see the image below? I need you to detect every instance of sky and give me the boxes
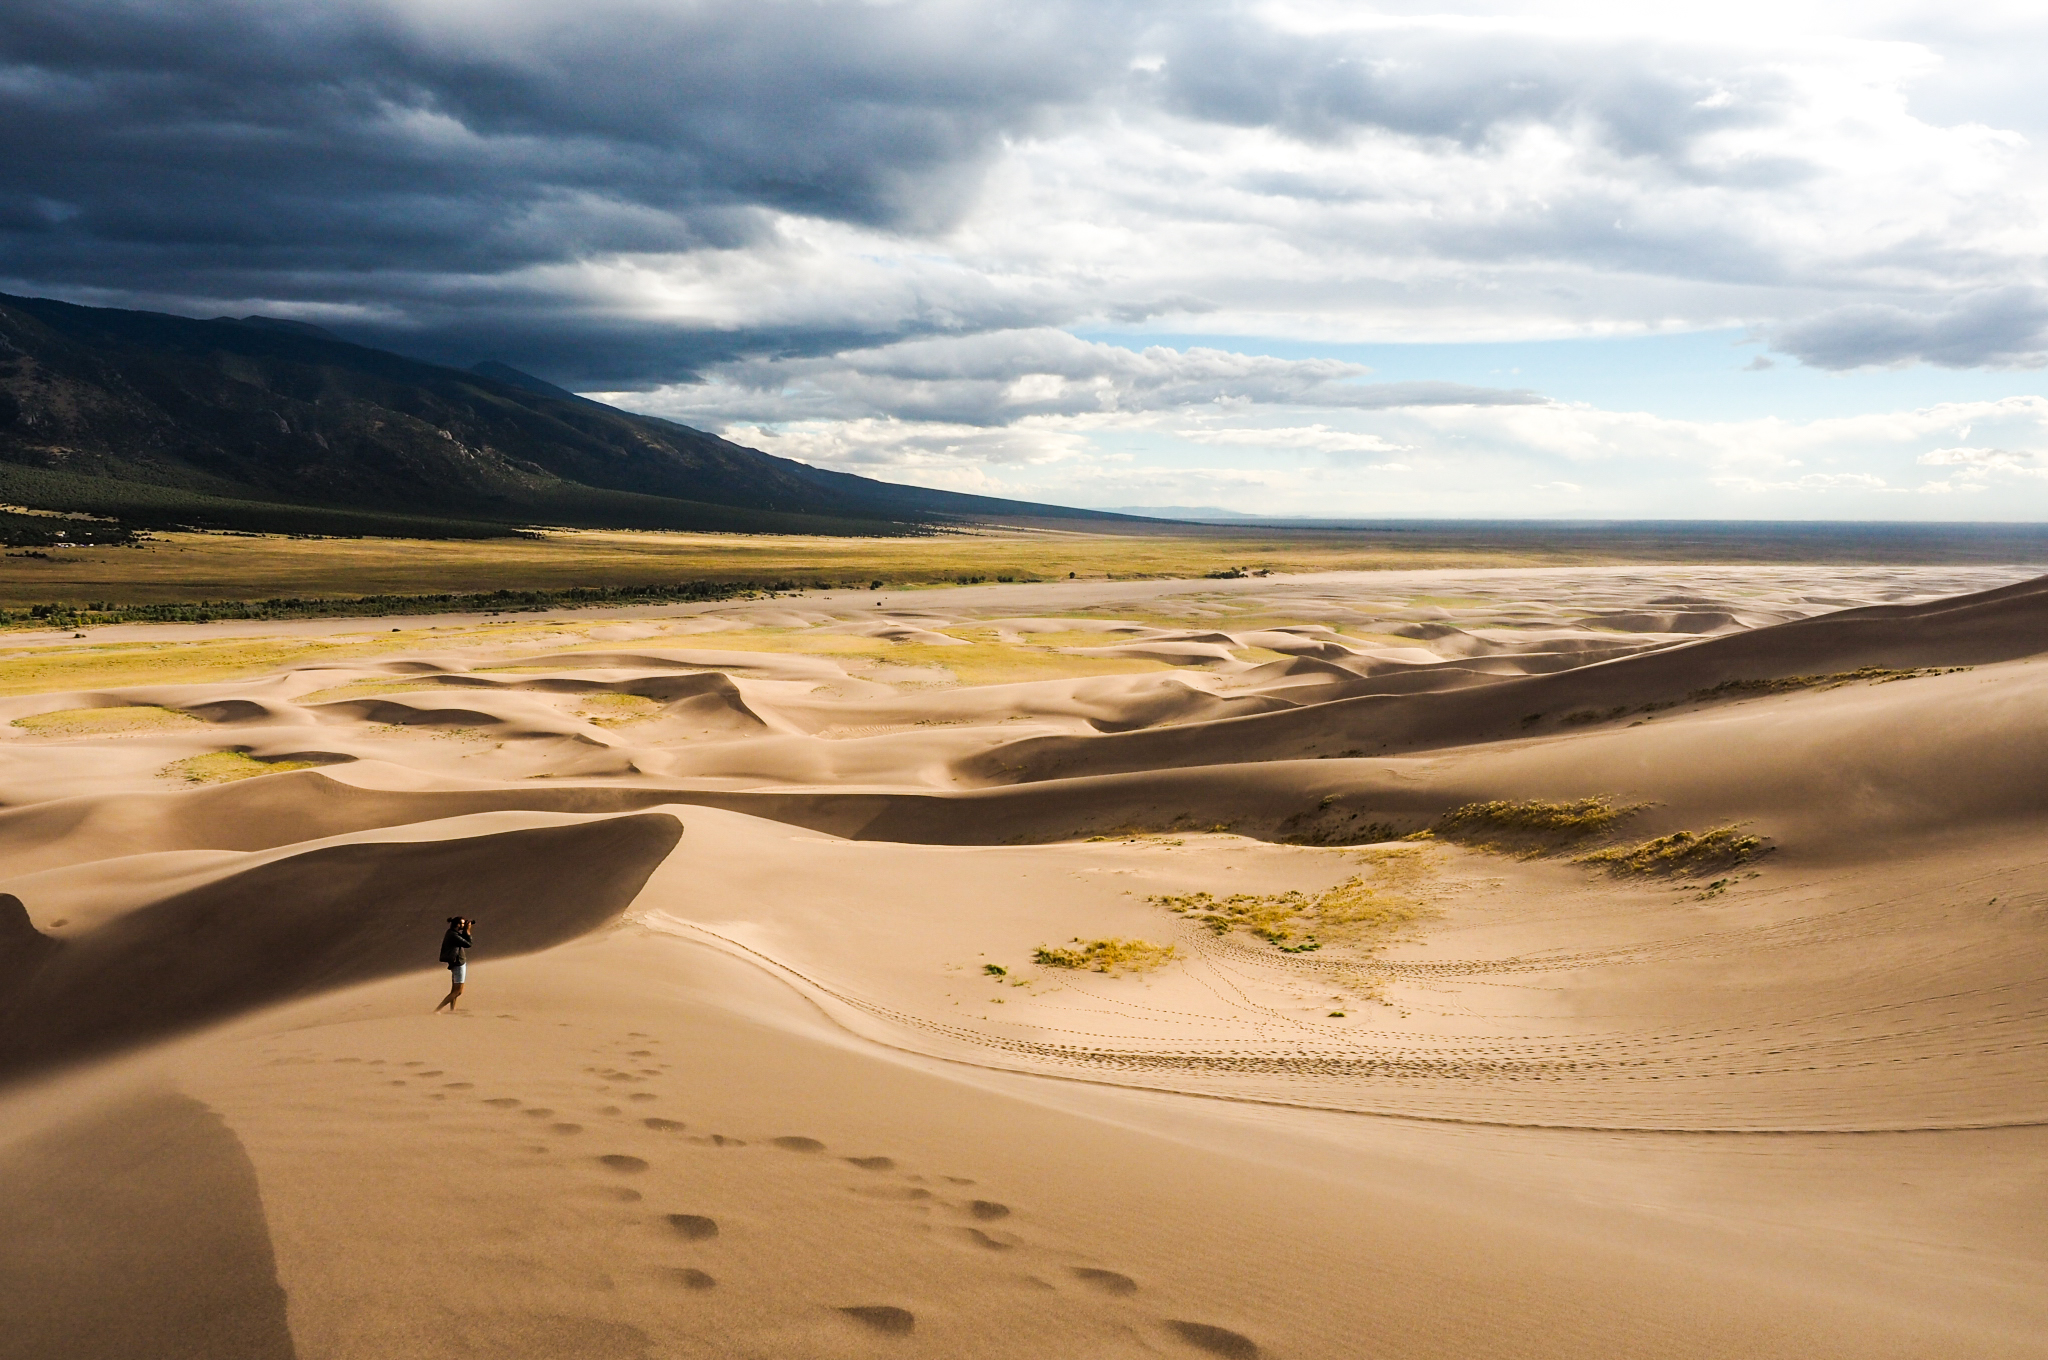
[6,0,2048,518]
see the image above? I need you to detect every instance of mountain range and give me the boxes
[0,293,1127,540]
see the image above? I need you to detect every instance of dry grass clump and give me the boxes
[1691,666,1963,700]
[1032,938,1178,974]
[159,750,322,784]
[1152,850,1438,954]
[1278,794,1403,846]
[11,704,200,735]
[1421,796,1640,854]
[579,692,664,726]
[1577,826,1768,877]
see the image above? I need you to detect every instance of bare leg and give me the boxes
[435,981,464,1012]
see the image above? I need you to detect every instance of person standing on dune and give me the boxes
[435,916,474,1012]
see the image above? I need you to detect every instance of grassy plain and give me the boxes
[9,517,2044,615]
[0,525,1583,609]
[0,614,1172,697]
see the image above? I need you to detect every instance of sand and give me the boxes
[1,561,2045,1358]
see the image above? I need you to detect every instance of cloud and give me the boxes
[1711,471,1895,493]
[1179,425,1410,453]
[605,329,1542,425]
[0,0,2042,391]
[1771,288,2048,370]
[689,391,2048,518]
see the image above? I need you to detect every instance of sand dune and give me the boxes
[2,562,2045,1358]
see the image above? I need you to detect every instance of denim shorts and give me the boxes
[449,963,467,983]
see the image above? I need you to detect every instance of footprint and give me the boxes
[855,1185,932,1202]
[444,1082,474,1090]
[666,1214,718,1240]
[628,1094,658,1103]
[840,1306,915,1336]
[598,1155,649,1173]
[845,1156,895,1171]
[626,1050,654,1057]
[943,1176,975,1186]
[579,1186,643,1202]
[552,1123,584,1135]
[968,1200,1010,1221]
[670,1268,715,1290]
[772,1136,825,1153]
[1071,1268,1137,1296]
[598,1106,622,1116]
[418,1070,443,1076]
[483,1098,521,1108]
[523,1109,556,1118]
[701,1135,745,1147]
[1165,1321,1259,1358]
[957,1228,1011,1251]
[389,1080,408,1086]
[643,1118,685,1132]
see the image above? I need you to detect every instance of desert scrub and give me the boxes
[1032,938,1177,974]
[1152,851,1438,954]
[11,705,199,736]
[579,692,664,726]
[160,750,323,784]
[1420,797,1639,854]
[1577,826,1768,877]
[1689,666,1964,700]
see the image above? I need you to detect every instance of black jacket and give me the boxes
[439,927,472,966]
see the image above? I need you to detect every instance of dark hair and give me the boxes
[446,916,464,924]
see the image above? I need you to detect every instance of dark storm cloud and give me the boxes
[0,0,1130,282]
[1772,288,2048,370]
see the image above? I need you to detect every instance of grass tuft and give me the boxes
[1688,666,1962,700]
[11,705,200,735]
[1032,938,1178,974]
[1151,850,1438,954]
[159,750,323,784]
[1576,826,1769,877]
[579,692,664,726]
[1421,797,1640,854]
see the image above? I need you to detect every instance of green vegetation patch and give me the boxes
[1151,849,1438,954]
[159,750,324,784]
[1577,826,1768,877]
[1032,938,1178,974]
[11,705,201,735]
[1421,796,1640,854]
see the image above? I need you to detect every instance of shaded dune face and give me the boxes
[0,813,683,1082]
[0,1092,295,1360]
